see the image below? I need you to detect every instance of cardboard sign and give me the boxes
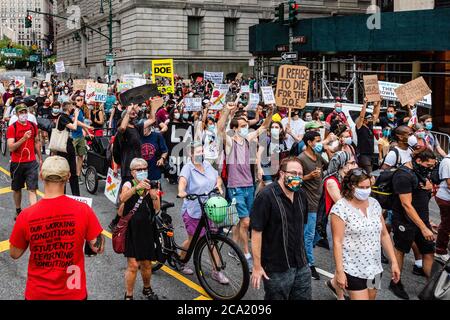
[235,73,243,81]
[378,81,432,107]
[204,71,224,84]
[152,59,175,94]
[55,61,65,73]
[241,85,250,93]
[248,93,260,110]
[261,86,276,105]
[275,65,310,109]
[183,98,203,112]
[45,73,52,83]
[67,195,93,208]
[363,75,381,102]
[73,79,89,92]
[104,168,121,204]
[394,77,432,106]
[85,82,108,103]
[14,76,25,91]
[210,84,229,110]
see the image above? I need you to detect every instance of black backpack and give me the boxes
[430,157,450,185]
[371,148,401,210]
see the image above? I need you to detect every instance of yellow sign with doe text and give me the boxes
[152,59,175,95]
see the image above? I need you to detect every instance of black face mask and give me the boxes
[413,161,431,177]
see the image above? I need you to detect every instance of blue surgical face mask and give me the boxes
[238,126,249,138]
[335,107,342,113]
[313,142,323,153]
[52,108,60,114]
[387,112,395,119]
[425,122,433,131]
[417,131,426,139]
[183,113,190,120]
[136,170,147,182]
[343,137,352,145]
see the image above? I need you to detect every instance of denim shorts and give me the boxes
[228,186,255,219]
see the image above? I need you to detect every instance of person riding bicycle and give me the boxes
[119,158,161,300]
[177,141,227,283]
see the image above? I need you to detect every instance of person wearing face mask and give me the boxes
[281,109,305,149]
[104,87,117,118]
[90,102,105,137]
[326,102,349,126]
[389,149,437,300]
[177,142,224,278]
[199,117,219,170]
[355,98,381,174]
[331,125,356,160]
[419,114,447,157]
[250,157,311,300]
[108,102,124,135]
[217,102,274,271]
[257,121,289,188]
[381,126,415,170]
[303,112,313,123]
[119,158,161,300]
[298,130,328,280]
[330,168,400,300]
[140,119,168,183]
[26,81,40,97]
[378,127,391,165]
[6,103,42,220]
[58,87,71,103]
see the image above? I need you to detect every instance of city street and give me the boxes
[0,150,438,300]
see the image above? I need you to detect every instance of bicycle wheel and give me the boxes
[193,233,249,300]
[151,232,169,272]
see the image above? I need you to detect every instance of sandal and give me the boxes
[142,287,159,300]
[124,293,133,300]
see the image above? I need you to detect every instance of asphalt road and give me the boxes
[0,69,441,300]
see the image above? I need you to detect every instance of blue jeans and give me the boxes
[303,212,317,266]
[228,186,255,219]
[263,266,312,300]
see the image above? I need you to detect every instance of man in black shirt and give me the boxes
[355,97,380,174]
[390,149,437,300]
[379,104,411,130]
[251,157,311,300]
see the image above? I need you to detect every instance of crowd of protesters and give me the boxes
[0,72,448,301]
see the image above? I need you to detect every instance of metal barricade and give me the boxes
[431,131,450,154]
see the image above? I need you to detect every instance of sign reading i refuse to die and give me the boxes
[275,65,310,109]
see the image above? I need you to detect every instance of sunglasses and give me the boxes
[349,168,369,177]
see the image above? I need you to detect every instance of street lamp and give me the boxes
[99,0,113,83]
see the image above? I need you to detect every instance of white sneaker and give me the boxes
[435,253,450,263]
[212,270,229,285]
[180,264,194,275]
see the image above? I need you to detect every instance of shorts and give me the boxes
[182,211,217,237]
[72,137,87,156]
[228,186,254,219]
[345,272,382,291]
[10,161,39,191]
[392,214,435,255]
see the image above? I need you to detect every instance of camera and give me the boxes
[150,180,160,189]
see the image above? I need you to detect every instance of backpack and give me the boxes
[430,157,450,185]
[371,148,401,210]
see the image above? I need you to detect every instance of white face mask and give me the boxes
[174,113,180,120]
[271,128,280,139]
[19,113,28,123]
[354,187,371,201]
[408,135,418,147]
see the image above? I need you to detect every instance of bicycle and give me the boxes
[153,190,250,300]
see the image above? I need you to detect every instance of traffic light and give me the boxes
[274,3,284,24]
[288,0,300,25]
[25,15,32,28]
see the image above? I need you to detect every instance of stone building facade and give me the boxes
[55,0,371,79]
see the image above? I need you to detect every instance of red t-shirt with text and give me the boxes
[6,121,38,163]
[9,195,103,300]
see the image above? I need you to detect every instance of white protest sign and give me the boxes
[204,71,224,84]
[45,73,52,83]
[122,74,146,88]
[210,84,229,110]
[378,81,432,108]
[104,168,121,204]
[408,108,418,127]
[248,93,260,110]
[241,85,250,93]
[55,61,65,73]
[261,86,276,105]
[67,195,93,208]
[14,76,25,91]
[85,81,108,103]
[0,83,5,94]
[183,97,203,112]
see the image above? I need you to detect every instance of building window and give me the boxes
[188,16,201,50]
[224,18,237,51]
[376,0,394,12]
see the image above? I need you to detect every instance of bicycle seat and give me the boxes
[160,201,175,211]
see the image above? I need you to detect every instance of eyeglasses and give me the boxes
[283,170,303,176]
[132,168,147,172]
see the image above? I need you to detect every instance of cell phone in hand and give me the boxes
[150,180,159,189]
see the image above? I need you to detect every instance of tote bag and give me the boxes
[48,116,69,153]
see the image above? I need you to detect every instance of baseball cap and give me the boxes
[305,122,323,130]
[15,102,27,113]
[41,156,70,182]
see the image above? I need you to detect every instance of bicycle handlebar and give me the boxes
[177,188,220,200]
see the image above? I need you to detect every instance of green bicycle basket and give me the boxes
[204,196,229,224]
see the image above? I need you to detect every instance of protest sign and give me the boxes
[261,86,276,105]
[73,79,89,92]
[104,168,121,204]
[183,98,203,112]
[55,61,65,73]
[45,73,51,83]
[408,107,418,127]
[0,82,5,94]
[394,77,432,107]
[204,71,224,84]
[117,81,133,93]
[236,73,243,81]
[241,85,250,93]
[363,75,381,102]
[275,65,310,109]
[14,76,25,91]
[67,195,93,208]
[248,93,260,110]
[152,59,175,94]
[210,84,229,110]
[85,81,108,103]
[378,81,431,107]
